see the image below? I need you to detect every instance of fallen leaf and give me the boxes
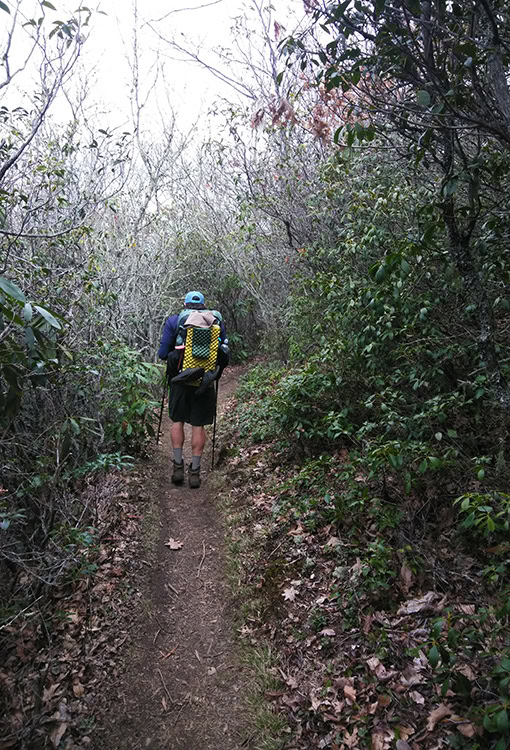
[319,628,336,637]
[42,683,60,703]
[50,722,67,748]
[325,536,340,548]
[278,669,298,690]
[343,727,358,748]
[343,683,356,703]
[398,726,414,740]
[164,538,183,550]
[363,614,373,634]
[396,742,412,750]
[282,587,297,601]
[371,725,393,749]
[409,690,425,705]
[456,664,476,681]
[72,681,84,698]
[400,564,414,593]
[397,591,441,616]
[457,722,478,738]
[457,604,475,615]
[366,656,397,682]
[427,703,453,731]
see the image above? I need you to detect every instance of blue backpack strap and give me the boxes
[176,309,191,347]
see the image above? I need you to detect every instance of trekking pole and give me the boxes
[211,378,219,470]
[156,366,168,445]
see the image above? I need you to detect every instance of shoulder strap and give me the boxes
[176,309,191,347]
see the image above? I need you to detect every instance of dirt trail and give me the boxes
[99,369,251,749]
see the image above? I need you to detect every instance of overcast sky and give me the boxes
[32,0,304,134]
[1,0,305,142]
[82,0,243,130]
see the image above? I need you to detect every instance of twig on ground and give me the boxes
[154,616,173,634]
[153,628,161,645]
[173,694,191,727]
[197,540,206,577]
[157,668,174,706]
[159,646,177,660]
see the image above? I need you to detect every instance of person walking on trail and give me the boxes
[158,291,229,489]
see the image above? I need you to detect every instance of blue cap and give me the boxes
[184,291,205,305]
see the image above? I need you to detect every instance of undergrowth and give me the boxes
[218,363,510,750]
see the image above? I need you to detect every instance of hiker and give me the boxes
[158,291,229,489]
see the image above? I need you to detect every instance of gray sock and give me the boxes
[191,455,201,470]
[174,448,183,464]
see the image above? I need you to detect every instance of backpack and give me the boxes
[171,308,222,387]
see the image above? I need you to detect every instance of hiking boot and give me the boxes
[171,460,184,485]
[188,465,201,489]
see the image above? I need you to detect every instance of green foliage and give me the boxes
[236,363,287,442]
[455,493,510,539]
[95,342,161,447]
[418,609,510,748]
[70,452,135,477]
[0,275,65,425]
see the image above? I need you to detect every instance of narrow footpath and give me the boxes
[99,369,251,750]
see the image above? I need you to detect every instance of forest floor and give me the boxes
[95,366,254,749]
[3,365,506,750]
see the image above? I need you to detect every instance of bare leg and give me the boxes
[191,426,206,456]
[171,421,185,451]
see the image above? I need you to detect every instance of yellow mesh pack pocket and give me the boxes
[182,325,220,385]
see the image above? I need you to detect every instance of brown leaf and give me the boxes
[456,664,476,681]
[397,591,441,616]
[426,703,453,731]
[366,656,397,682]
[457,722,478,738]
[50,722,67,748]
[42,683,61,704]
[282,586,297,602]
[343,683,356,703]
[164,538,183,550]
[72,681,84,697]
[398,726,414,741]
[363,614,374,634]
[378,694,391,708]
[409,690,425,705]
[343,727,358,748]
[372,725,393,749]
[325,536,340,548]
[400,564,414,593]
[457,604,475,615]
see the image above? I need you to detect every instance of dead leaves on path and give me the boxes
[221,440,494,750]
[164,537,183,550]
[0,472,150,748]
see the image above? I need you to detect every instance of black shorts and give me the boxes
[168,383,216,426]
